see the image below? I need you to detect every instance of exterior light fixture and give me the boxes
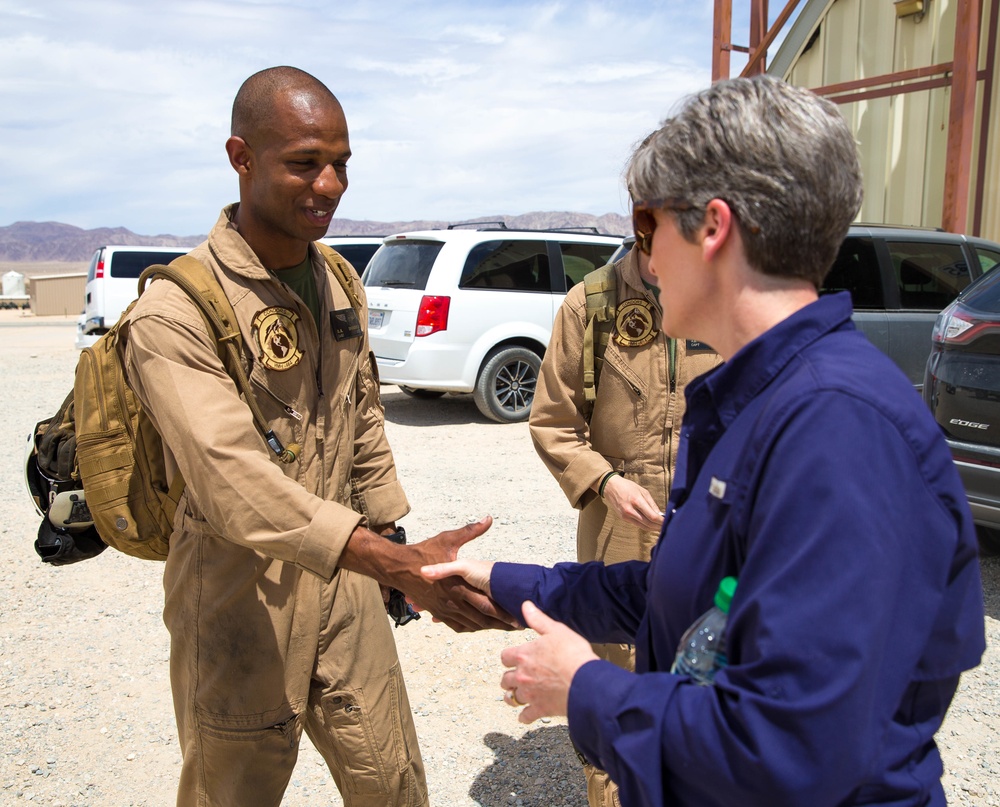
[895,0,925,17]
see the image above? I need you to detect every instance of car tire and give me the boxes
[473,346,541,423]
[398,386,446,399]
[976,525,1000,556]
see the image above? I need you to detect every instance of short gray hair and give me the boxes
[627,75,863,287]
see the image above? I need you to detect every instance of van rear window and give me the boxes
[364,241,443,290]
[110,252,186,278]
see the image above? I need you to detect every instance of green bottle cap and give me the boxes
[714,576,738,613]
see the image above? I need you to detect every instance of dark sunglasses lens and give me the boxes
[633,209,655,254]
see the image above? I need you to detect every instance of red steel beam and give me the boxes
[973,0,998,235]
[942,0,981,233]
[741,0,802,77]
[713,0,733,81]
[747,0,769,76]
[826,76,953,105]
[812,63,954,97]
[823,69,988,105]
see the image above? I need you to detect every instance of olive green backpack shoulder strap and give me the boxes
[137,256,297,464]
[315,241,365,317]
[581,262,617,422]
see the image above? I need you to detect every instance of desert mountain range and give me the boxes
[0,212,631,263]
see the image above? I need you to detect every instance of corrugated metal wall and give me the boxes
[781,0,998,241]
[28,274,86,317]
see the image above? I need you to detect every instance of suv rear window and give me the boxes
[957,263,1000,312]
[460,240,551,292]
[109,251,186,278]
[364,241,443,290]
[975,246,1000,275]
[889,241,971,310]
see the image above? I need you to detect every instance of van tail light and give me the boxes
[95,258,105,279]
[415,295,450,337]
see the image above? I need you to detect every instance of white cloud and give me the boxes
[0,0,719,235]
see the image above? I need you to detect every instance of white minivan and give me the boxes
[363,225,622,422]
[80,245,190,344]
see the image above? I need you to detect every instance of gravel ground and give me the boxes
[1,310,997,806]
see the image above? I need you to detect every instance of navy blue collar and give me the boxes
[686,292,855,431]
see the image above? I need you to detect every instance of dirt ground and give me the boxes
[1,310,997,806]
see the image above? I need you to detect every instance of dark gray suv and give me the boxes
[924,261,1000,554]
[820,225,1000,389]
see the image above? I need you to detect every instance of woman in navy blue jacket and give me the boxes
[424,75,985,807]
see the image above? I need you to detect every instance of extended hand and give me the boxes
[421,557,495,598]
[499,601,598,723]
[602,475,664,531]
[399,517,518,632]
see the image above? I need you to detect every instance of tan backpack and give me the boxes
[581,262,618,422]
[29,245,362,563]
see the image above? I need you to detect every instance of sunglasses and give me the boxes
[631,198,701,255]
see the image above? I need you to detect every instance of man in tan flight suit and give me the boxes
[529,239,721,807]
[120,66,510,807]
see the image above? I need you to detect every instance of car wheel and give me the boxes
[976,525,1000,556]
[398,386,446,399]
[473,346,541,423]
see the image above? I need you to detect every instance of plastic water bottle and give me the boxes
[671,576,738,685]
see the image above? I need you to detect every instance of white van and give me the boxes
[364,225,622,422]
[81,246,190,341]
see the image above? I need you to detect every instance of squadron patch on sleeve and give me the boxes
[251,307,303,371]
[613,298,658,348]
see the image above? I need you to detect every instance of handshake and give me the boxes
[345,515,516,633]
[350,515,595,727]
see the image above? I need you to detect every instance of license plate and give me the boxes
[368,310,385,329]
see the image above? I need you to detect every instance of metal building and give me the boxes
[28,273,86,317]
[713,0,998,241]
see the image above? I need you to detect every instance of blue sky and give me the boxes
[1,1,749,236]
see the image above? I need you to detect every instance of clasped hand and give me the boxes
[394,516,518,632]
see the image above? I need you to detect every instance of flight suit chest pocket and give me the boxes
[603,349,648,400]
[249,364,305,467]
[591,351,649,459]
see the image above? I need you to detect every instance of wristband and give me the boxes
[599,471,620,497]
[381,527,421,628]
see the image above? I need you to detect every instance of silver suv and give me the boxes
[363,223,622,422]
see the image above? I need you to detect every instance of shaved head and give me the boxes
[231,66,341,145]
[225,66,350,269]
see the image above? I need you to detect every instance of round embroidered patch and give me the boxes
[614,299,658,347]
[251,307,303,371]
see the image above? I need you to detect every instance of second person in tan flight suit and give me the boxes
[529,232,721,807]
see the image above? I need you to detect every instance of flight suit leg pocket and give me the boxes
[320,688,389,795]
[192,712,302,805]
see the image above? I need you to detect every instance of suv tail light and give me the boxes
[94,257,105,279]
[415,295,450,337]
[933,304,1000,346]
